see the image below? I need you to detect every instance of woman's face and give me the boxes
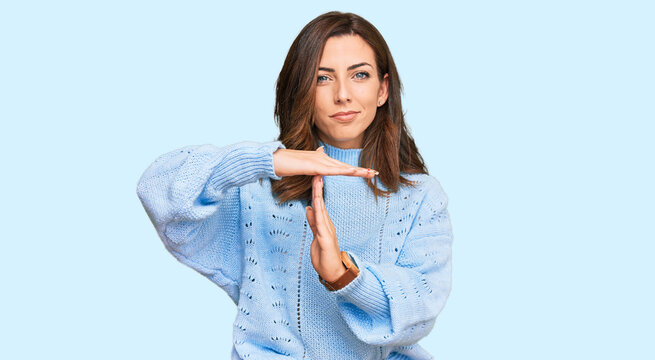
[313,34,389,149]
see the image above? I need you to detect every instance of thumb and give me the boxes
[316,145,325,154]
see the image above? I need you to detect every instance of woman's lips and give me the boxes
[330,111,360,122]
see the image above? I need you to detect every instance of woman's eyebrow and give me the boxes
[318,62,373,72]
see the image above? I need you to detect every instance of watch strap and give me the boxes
[318,251,360,291]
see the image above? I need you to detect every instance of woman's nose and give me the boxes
[334,79,352,103]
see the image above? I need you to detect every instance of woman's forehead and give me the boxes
[319,35,376,69]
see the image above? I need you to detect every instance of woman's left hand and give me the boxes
[306,175,346,283]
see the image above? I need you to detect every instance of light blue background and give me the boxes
[1,1,653,359]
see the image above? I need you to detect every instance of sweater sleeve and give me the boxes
[136,141,285,302]
[332,179,453,346]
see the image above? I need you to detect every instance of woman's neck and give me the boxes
[318,140,362,167]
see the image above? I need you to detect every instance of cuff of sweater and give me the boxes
[332,253,389,319]
[210,141,285,188]
[259,140,286,180]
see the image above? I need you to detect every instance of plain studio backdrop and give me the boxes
[1,1,653,359]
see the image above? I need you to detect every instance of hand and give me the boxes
[273,146,378,178]
[305,174,346,282]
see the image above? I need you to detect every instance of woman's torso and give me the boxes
[229,172,435,360]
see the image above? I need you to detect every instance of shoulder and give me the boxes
[397,174,452,240]
[401,173,449,212]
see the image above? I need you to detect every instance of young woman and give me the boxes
[137,11,453,360]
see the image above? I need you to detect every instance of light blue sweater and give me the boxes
[136,141,453,360]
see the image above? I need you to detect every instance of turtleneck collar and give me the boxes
[318,140,362,167]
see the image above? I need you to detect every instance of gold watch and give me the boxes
[318,251,360,291]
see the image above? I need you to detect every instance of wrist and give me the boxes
[318,251,360,291]
[321,262,348,283]
[272,148,284,177]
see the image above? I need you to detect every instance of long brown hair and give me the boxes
[272,11,427,203]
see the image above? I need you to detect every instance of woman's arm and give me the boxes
[331,178,453,346]
[136,142,376,301]
[136,141,284,301]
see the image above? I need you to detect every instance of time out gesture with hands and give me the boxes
[273,146,372,283]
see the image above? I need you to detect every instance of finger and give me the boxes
[311,175,326,223]
[321,164,377,178]
[313,176,332,230]
[311,174,322,204]
[316,146,325,154]
[317,152,377,178]
[318,180,332,226]
[322,157,376,176]
[339,166,377,178]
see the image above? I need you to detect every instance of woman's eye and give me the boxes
[354,71,370,79]
[317,75,329,83]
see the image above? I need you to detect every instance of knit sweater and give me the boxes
[136,141,453,360]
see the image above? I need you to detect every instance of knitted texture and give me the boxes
[136,141,453,360]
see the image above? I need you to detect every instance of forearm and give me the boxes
[332,251,452,346]
[136,141,284,243]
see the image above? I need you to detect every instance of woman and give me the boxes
[137,11,453,360]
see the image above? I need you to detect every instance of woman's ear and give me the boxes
[378,73,389,106]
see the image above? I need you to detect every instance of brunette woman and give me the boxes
[137,11,453,360]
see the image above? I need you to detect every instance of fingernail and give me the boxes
[369,169,379,175]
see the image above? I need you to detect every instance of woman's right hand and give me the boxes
[273,146,377,178]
